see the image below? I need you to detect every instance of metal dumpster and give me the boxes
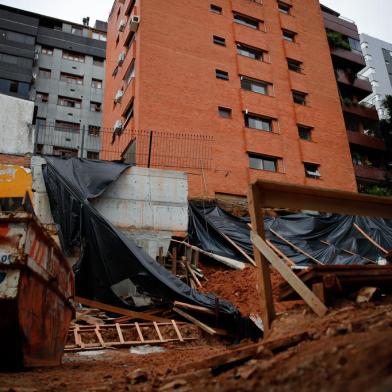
[0,209,74,368]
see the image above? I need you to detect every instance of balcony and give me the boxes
[322,11,360,40]
[336,70,372,94]
[342,103,379,120]
[330,46,366,67]
[354,164,387,182]
[347,130,386,151]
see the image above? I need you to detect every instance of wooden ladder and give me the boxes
[66,320,195,352]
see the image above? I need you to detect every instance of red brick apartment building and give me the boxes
[103,0,357,198]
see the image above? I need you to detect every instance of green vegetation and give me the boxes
[327,31,351,50]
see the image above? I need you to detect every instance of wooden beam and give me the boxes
[269,228,323,265]
[266,240,295,267]
[251,232,328,317]
[252,180,392,218]
[353,223,389,255]
[320,240,377,264]
[248,183,276,332]
[74,296,171,323]
[173,301,215,316]
[173,307,218,335]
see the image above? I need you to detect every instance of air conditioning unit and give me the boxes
[118,19,126,32]
[114,120,123,133]
[114,90,124,103]
[129,15,140,32]
[33,52,39,63]
[31,73,37,84]
[118,51,126,65]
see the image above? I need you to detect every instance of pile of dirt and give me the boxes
[199,261,302,315]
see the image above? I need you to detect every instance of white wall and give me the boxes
[0,94,35,155]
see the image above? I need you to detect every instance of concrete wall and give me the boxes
[360,34,392,119]
[0,93,35,156]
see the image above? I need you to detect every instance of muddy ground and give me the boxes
[1,263,392,392]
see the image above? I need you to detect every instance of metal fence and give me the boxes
[34,125,213,170]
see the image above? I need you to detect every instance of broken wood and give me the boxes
[171,247,178,276]
[320,240,377,264]
[173,307,221,335]
[266,240,296,267]
[75,296,171,323]
[171,239,246,270]
[218,230,257,267]
[353,223,389,255]
[173,301,215,316]
[186,262,203,288]
[251,232,328,317]
[312,282,325,304]
[269,228,323,265]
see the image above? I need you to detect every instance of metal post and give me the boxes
[80,125,86,158]
[147,130,153,168]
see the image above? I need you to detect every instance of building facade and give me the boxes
[0,5,107,158]
[321,6,390,193]
[103,0,357,198]
[359,34,392,120]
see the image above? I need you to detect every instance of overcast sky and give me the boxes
[1,0,391,43]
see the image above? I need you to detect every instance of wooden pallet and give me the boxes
[65,320,197,352]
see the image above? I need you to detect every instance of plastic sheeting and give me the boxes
[189,202,392,266]
[42,158,260,339]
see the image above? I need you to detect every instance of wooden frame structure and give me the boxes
[248,180,392,333]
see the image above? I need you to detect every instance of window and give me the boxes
[241,76,271,95]
[0,78,29,96]
[298,125,313,141]
[55,120,80,132]
[60,72,83,85]
[91,79,103,89]
[90,102,102,112]
[348,37,361,53]
[63,50,85,63]
[39,68,51,78]
[304,163,321,179]
[218,106,232,118]
[87,151,99,159]
[249,153,278,172]
[36,118,46,128]
[53,146,78,157]
[36,92,49,103]
[9,80,18,93]
[233,13,261,30]
[213,35,226,46]
[210,4,222,14]
[278,2,291,14]
[58,96,82,109]
[236,43,265,61]
[293,91,307,105]
[92,31,107,41]
[93,57,104,67]
[244,113,272,132]
[287,58,303,73]
[88,125,101,136]
[0,53,17,64]
[71,26,83,36]
[0,29,35,45]
[283,29,296,42]
[123,100,134,127]
[123,60,136,86]
[216,69,229,80]
[41,46,53,55]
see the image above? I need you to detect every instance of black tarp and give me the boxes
[189,202,392,266]
[43,157,260,339]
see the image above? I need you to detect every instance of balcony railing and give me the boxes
[354,164,387,182]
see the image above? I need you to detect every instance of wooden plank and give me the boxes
[135,322,145,343]
[219,230,257,267]
[74,296,171,323]
[248,183,276,332]
[186,262,203,288]
[95,325,106,348]
[173,301,215,316]
[153,321,164,342]
[159,247,164,265]
[251,232,328,317]
[171,247,177,276]
[173,307,217,335]
[253,180,392,218]
[269,228,323,265]
[312,282,325,304]
[171,320,184,342]
[266,240,295,267]
[353,223,389,254]
[115,323,125,344]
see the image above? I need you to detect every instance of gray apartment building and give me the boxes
[359,34,392,120]
[0,4,107,158]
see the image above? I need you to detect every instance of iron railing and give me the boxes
[34,125,213,170]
